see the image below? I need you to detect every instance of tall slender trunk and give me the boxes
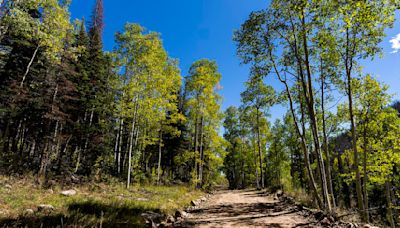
[20,45,39,88]
[321,72,336,208]
[269,50,323,208]
[38,141,49,185]
[345,28,365,220]
[256,108,264,189]
[126,118,135,188]
[385,181,395,228]
[127,99,138,188]
[76,109,93,173]
[117,119,123,174]
[29,140,36,158]
[362,134,369,222]
[300,14,330,212]
[57,135,71,173]
[193,115,199,182]
[18,121,26,155]
[198,116,204,188]
[157,129,163,185]
[252,138,260,189]
[114,120,120,173]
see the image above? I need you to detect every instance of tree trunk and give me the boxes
[126,99,138,188]
[252,139,260,189]
[270,55,323,209]
[20,45,39,88]
[346,28,365,220]
[198,116,204,188]
[126,118,135,188]
[117,119,123,174]
[300,14,331,212]
[157,129,163,185]
[193,115,199,183]
[78,109,94,173]
[385,181,395,228]
[363,127,369,222]
[256,108,264,189]
[321,73,336,208]
[114,120,120,174]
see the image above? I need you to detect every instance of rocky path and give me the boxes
[177,189,318,228]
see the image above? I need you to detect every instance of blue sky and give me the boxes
[69,0,400,122]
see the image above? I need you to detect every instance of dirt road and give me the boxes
[179,189,317,228]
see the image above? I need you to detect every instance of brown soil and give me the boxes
[178,189,319,228]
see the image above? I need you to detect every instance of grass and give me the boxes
[0,175,204,227]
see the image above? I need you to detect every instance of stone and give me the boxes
[276,190,283,197]
[136,197,149,201]
[347,223,358,228]
[47,189,54,194]
[166,215,175,223]
[141,211,164,225]
[191,200,199,206]
[328,216,335,222]
[4,184,12,189]
[175,210,188,218]
[320,217,331,226]
[71,175,80,183]
[200,196,207,202]
[38,204,54,212]
[25,209,34,215]
[60,189,77,196]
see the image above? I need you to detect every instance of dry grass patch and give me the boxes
[0,175,203,227]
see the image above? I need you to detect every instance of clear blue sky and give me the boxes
[69,1,400,122]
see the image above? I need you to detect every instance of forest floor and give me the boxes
[178,189,320,228]
[0,175,203,227]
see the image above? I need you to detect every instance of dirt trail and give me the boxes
[179,189,318,228]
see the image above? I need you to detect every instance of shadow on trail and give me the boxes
[179,190,317,227]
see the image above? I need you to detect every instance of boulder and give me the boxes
[166,215,175,223]
[320,217,331,226]
[175,210,188,218]
[24,209,34,215]
[347,223,358,228]
[37,204,54,213]
[71,175,80,183]
[60,189,77,196]
[363,225,378,228]
[191,200,200,206]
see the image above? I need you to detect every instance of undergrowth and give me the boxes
[0,175,203,227]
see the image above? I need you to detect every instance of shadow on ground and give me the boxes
[0,201,152,227]
[178,190,317,228]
